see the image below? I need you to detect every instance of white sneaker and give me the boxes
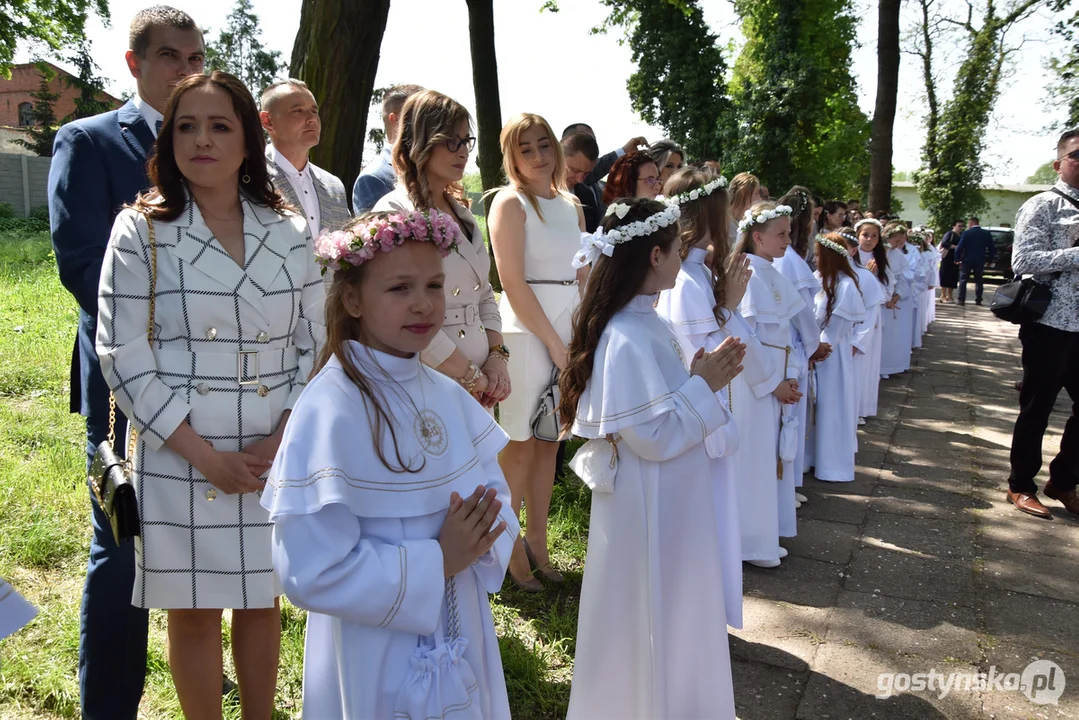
[795,492,808,503]
[858,417,867,426]
[747,558,781,568]
[795,500,802,508]
[778,547,789,558]
[881,374,890,379]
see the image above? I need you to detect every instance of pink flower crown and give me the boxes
[314,209,461,272]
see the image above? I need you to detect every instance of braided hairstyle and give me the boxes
[393,90,472,212]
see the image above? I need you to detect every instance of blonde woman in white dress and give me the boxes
[488,113,587,591]
[373,90,510,409]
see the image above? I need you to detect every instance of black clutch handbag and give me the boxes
[89,215,156,545]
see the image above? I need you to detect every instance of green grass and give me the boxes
[0,232,586,719]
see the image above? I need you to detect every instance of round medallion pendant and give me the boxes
[670,338,686,366]
[414,409,449,457]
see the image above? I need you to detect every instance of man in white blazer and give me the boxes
[260,79,351,239]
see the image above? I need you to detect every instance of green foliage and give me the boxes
[0,207,51,232]
[1047,0,1079,129]
[0,0,108,76]
[596,0,734,162]
[727,0,870,198]
[205,0,286,93]
[62,40,113,121]
[13,62,60,157]
[1026,161,1058,184]
[913,1,1040,233]
[462,172,484,194]
[0,203,15,219]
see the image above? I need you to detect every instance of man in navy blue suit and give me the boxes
[47,6,204,718]
[955,215,997,305]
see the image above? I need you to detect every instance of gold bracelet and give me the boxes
[459,361,482,391]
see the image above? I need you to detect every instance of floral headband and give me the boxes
[854,218,884,233]
[815,234,850,256]
[664,176,728,207]
[572,203,682,268]
[314,209,461,273]
[837,231,859,245]
[737,204,793,235]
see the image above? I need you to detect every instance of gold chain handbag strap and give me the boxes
[106,215,157,463]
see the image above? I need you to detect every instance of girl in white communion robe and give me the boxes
[880,223,916,377]
[261,210,518,720]
[563,197,745,720]
[655,167,760,629]
[838,227,885,425]
[855,219,896,416]
[811,233,868,483]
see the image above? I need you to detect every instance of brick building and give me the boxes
[0,61,121,143]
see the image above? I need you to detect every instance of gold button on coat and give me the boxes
[206,488,218,501]
[256,331,268,342]
[473,283,481,291]
[257,385,269,397]
[206,327,217,340]
[452,288,461,297]
[196,383,210,396]
[458,329,466,338]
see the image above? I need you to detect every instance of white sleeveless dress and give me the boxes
[497,191,581,441]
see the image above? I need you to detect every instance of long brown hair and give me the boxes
[313,213,424,474]
[779,185,814,259]
[602,152,657,204]
[728,172,760,221]
[855,221,890,284]
[393,89,473,211]
[816,232,861,327]
[663,167,731,325]
[558,198,679,429]
[131,71,286,221]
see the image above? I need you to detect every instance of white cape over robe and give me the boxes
[881,247,914,375]
[261,342,519,720]
[812,274,868,482]
[567,295,736,720]
[734,255,804,562]
[850,260,885,419]
[908,248,929,349]
[773,247,822,496]
[658,248,769,629]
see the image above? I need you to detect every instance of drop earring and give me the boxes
[241,159,251,184]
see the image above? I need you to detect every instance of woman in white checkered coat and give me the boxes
[96,72,324,718]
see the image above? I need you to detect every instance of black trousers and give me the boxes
[1008,322,1079,494]
[958,263,985,303]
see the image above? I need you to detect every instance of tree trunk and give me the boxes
[868,0,901,214]
[290,0,391,205]
[464,0,505,290]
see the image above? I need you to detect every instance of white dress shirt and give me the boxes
[133,93,164,138]
[266,145,320,239]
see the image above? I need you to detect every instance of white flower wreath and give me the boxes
[572,203,682,268]
[815,234,850,257]
[736,204,793,236]
[854,218,884,233]
[665,176,728,207]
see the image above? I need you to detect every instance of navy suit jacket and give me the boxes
[48,99,155,417]
[955,226,997,267]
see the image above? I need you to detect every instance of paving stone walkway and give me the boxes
[730,301,1077,719]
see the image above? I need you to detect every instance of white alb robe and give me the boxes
[261,342,518,720]
[657,247,772,629]
[908,249,929,349]
[773,247,822,494]
[567,295,736,720]
[849,262,885,421]
[923,246,940,331]
[734,255,804,562]
[857,250,896,414]
[812,274,867,482]
[880,247,914,375]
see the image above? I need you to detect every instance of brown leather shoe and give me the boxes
[1007,490,1052,519]
[1044,482,1079,516]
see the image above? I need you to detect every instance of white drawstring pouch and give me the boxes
[568,435,619,494]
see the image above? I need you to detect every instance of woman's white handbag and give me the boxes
[530,366,563,442]
[394,577,483,720]
[568,435,619,494]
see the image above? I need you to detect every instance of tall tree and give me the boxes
[207,0,286,94]
[63,40,113,121]
[913,0,1043,232]
[0,0,108,76]
[728,0,869,197]
[868,0,902,213]
[14,63,60,156]
[1047,0,1079,129]
[290,0,391,194]
[595,0,734,162]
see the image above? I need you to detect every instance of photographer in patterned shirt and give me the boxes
[1006,128,1079,520]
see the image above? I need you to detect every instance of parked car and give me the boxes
[983,226,1015,280]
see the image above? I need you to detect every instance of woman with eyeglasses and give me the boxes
[602,151,662,203]
[373,90,511,408]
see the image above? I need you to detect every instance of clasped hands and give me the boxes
[690,335,747,393]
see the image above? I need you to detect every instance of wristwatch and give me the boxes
[489,344,510,361]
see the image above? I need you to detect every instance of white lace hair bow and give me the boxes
[572,228,616,269]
